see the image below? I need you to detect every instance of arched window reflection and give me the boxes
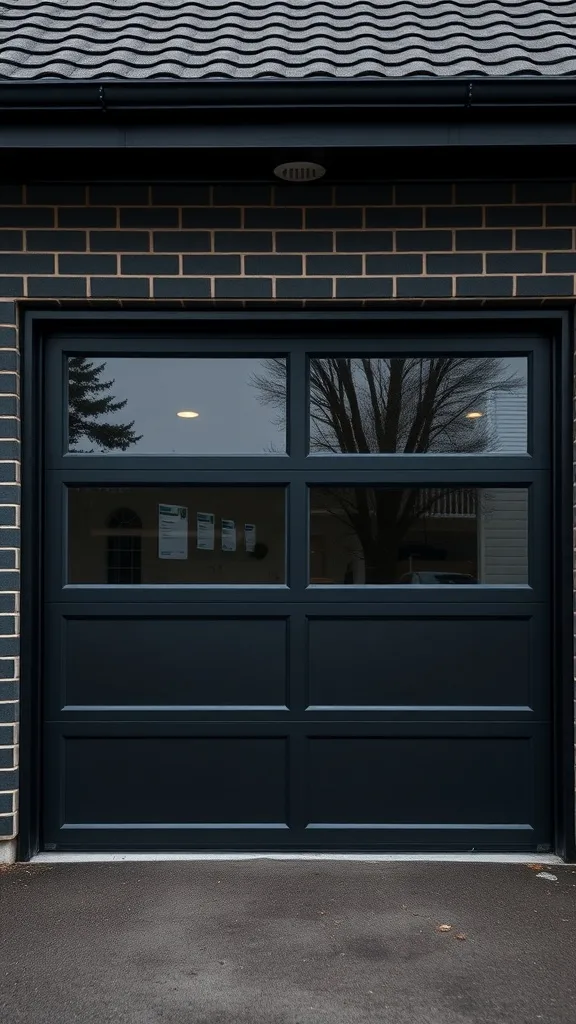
[106,508,142,584]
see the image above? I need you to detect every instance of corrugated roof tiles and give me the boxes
[0,1,575,80]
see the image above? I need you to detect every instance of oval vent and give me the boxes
[273,161,326,182]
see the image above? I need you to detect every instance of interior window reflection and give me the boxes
[68,487,286,585]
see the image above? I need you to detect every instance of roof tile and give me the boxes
[0,1,575,79]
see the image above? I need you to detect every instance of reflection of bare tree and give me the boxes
[253,357,522,582]
[254,356,521,454]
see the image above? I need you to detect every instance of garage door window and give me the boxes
[308,356,528,454]
[68,486,286,584]
[309,486,529,585]
[67,356,287,455]
[53,337,541,593]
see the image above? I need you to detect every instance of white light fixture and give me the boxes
[273,161,326,182]
[465,411,484,419]
[177,410,199,419]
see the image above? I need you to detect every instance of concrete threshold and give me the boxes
[32,852,565,864]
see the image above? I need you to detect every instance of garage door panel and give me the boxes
[307,612,545,710]
[52,734,288,828]
[56,615,288,708]
[305,735,537,828]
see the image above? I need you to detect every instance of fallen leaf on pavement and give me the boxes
[455,933,467,941]
[436,924,452,932]
[528,864,544,871]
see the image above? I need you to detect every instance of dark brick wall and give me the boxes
[0,179,574,855]
[0,182,575,304]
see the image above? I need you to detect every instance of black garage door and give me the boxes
[41,319,553,851]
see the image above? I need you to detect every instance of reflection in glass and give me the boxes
[67,357,286,455]
[310,486,528,585]
[106,507,142,584]
[68,487,286,584]
[296,356,526,454]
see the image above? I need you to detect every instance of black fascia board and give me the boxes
[1,77,576,113]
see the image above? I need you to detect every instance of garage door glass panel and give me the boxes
[309,486,528,584]
[67,357,286,455]
[308,356,528,454]
[68,486,286,584]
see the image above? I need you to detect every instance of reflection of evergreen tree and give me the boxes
[68,357,141,451]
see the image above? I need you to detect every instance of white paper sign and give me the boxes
[197,511,215,551]
[244,523,256,553]
[221,519,237,552]
[158,504,188,560]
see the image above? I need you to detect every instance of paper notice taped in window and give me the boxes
[158,504,188,560]
[221,519,236,552]
[197,511,215,550]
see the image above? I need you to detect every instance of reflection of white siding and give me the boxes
[478,488,528,584]
[487,391,527,452]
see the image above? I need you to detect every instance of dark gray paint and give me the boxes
[307,735,534,826]
[308,615,537,709]
[62,617,288,708]
[63,736,288,826]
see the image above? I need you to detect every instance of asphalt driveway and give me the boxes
[0,859,575,1024]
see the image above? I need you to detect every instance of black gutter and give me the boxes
[1,77,576,113]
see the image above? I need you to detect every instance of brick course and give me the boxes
[0,178,575,851]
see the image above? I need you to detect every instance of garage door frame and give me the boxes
[17,308,576,860]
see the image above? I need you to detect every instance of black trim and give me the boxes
[17,308,575,860]
[2,79,576,157]
[17,313,44,861]
[5,122,576,152]
[2,79,576,113]
[551,311,576,862]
